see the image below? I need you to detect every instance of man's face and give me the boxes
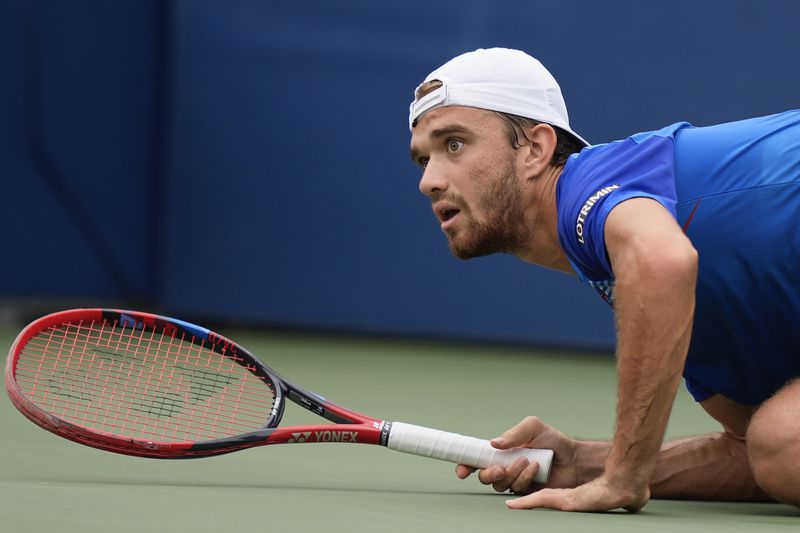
[410,106,530,259]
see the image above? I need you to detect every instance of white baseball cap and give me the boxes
[409,48,589,146]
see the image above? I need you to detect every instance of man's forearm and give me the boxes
[606,333,688,488]
[604,258,696,491]
[576,433,769,501]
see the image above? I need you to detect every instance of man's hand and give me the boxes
[505,474,649,512]
[455,416,581,495]
[455,416,651,512]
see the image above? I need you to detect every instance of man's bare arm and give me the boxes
[601,197,698,506]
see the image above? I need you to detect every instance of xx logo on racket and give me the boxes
[288,432,312,443]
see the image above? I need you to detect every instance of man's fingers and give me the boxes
[506,488,570,510]
[490,436,511,448]
[509,460,541,495]
[490,457,529,493]
[491,416,547,449]
[455,464,475,479]
[477,465,507,485]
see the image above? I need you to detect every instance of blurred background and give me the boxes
[1,0,798,350]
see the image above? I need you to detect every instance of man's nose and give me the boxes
[418,159,448,198]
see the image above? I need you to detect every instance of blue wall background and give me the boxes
[2,0,798,349]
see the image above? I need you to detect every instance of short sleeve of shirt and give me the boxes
[684,375,715,402]
[556,123,690,286]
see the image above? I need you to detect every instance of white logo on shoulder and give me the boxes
[576,185,620,244]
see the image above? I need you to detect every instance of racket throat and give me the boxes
[286,389,352,424]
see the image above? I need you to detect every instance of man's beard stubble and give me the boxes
[446,158,531,260]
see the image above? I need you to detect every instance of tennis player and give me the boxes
[408,48,800,512]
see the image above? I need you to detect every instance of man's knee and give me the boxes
[746,379,800,507]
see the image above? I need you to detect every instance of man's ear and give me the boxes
[520,123,558,177]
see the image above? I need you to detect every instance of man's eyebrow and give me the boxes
[409,125,473,164]
[430,125,472,138]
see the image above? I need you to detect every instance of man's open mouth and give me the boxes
[440,208,460,222]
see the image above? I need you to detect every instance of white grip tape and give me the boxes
[386,422,554,484]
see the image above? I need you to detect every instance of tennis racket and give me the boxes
[4,309,553,482]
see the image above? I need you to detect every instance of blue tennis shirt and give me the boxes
[556,110,800,405]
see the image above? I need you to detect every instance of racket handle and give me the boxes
[385,422,554,483]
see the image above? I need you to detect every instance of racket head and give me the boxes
[4,309,287,458]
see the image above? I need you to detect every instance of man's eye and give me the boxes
[419,158,429,169]
[447,139,464,153]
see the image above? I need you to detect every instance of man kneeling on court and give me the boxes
[408,48,800,512]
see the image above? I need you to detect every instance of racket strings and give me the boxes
[14,319,277,442]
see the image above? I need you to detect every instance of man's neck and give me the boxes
[515,165,575,275]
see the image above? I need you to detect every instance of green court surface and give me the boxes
[1,326,797,532]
